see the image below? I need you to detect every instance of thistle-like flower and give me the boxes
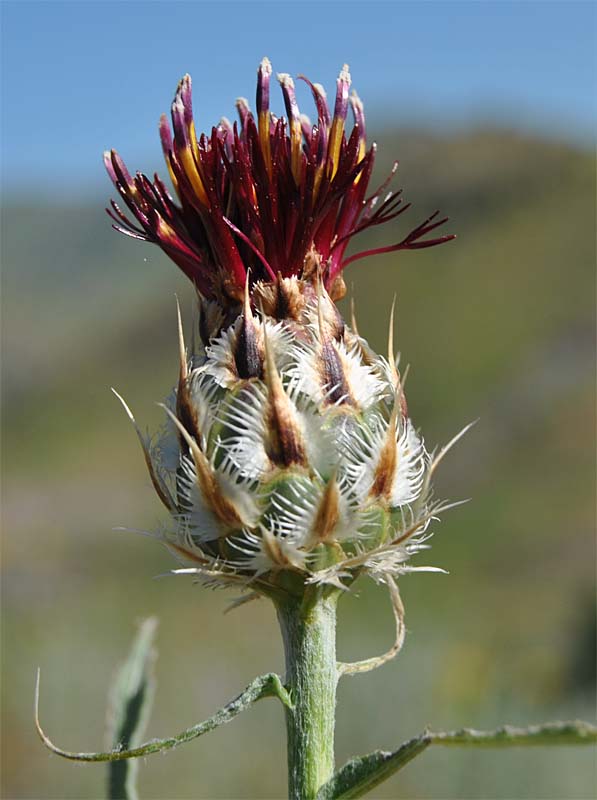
[105,59,462,596]
[34,61,594,800]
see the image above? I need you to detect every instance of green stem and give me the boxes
[275,589,339,800]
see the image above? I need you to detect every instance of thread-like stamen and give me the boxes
[278,73,303,184]
[106,61,455,301]
[235,96,250,129]
[171,76,209,206]
[350,89,366,158]
[327,64,351,179]
[223,217,276,281]
[159,115,179,192]
[257,57,273,176]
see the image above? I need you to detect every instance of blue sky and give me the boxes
[1,0,595,197]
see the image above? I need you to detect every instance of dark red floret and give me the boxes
[105,59,454,303]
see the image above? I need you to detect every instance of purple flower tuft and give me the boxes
[105,60,455,303]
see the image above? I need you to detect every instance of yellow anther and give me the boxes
[179,142,208,207]
[259,111,273,177]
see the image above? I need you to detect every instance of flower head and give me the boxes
[105,59,454,307]
[107,61,465,596]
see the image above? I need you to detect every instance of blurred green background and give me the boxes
[2,2,596,798]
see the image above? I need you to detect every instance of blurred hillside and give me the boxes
[2,128,596,799]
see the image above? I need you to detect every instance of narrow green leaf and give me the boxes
[106,618,158,800]
[36,669,291,763]
[431,720,597,747]
[318,720,597,799]
[316,734,431,800]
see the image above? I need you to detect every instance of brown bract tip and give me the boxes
[310,474,341,544]
[263,328,307,468]
[175,307,202,449]
[261,530,301,570]
[320,339,353,406]
[161,405,244,528]
[370,399,400,500]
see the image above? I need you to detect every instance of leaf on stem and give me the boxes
[106,617,158,800]
[35,669,292,764]
[317,720,597,799]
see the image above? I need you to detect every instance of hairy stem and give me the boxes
[276,589,339,800]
